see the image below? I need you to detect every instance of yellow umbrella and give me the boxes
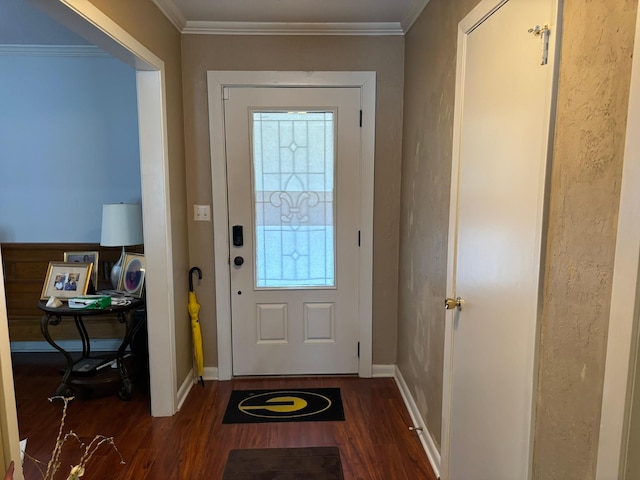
[189,267,204,386]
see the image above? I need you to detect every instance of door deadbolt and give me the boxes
[444,297,464,311]
[232,225,244,247]
[233,256,244,266]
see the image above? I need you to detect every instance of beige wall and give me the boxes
[399,0,638,477]
[181,35,405,367]
[398,0,480,450]
[86,0,193,385]
[533,0,637,478]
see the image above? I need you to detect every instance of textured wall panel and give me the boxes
[533,1,637,478]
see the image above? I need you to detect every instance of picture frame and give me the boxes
[40,261,93,300]
[117,253,145,298]
[64,251,99,290]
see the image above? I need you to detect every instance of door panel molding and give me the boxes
[207,71,375,380]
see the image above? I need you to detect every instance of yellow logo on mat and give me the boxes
[238,391,332,419]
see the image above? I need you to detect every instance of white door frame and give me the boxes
[26,0,178,417]
[441,0,561,478]
[595,4,640,477]
[207,71,376,380]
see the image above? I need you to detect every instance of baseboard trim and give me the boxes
[203,366,219,381]
[176,366,219,412]
[393,366,441,478]
[10,339,123,353]
[372,364,396,377]
[176,369,193,411]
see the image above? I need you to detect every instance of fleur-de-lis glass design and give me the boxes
[270,190,320,223]
[253,111,335,287]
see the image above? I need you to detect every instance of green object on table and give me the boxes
[68,295,112,309]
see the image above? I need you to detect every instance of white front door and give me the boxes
[443,0,560,478]
[223,87,362,376]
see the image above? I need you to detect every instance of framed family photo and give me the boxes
[118,253,145,298]
[40,261,93,300]
[64,251,99,290]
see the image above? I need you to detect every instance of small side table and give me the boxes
[38,296,145,400]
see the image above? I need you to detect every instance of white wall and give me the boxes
[0,51,141,242]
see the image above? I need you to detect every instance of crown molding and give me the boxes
[182,21,404,36]
[151,0,186,31]
[402,0,430,32]
[0,44,109,57]
[151,0,425,36]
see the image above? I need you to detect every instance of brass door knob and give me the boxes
[444,297,464,311]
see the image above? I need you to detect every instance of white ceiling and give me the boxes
[153,0,429,35]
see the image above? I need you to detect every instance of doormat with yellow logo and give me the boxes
[222,388,345,423]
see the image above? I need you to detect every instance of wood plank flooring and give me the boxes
[12,353,437,479]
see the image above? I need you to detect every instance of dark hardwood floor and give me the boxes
[12,353,437,479]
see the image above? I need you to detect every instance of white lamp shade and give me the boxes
[100,203,144,247]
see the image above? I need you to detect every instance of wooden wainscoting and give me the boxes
[2,243,140,342]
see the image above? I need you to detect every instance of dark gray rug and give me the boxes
[222,446,344,480]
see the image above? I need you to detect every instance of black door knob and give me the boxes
[234,256,244,266]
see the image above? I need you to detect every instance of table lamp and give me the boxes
[100,203,144,289]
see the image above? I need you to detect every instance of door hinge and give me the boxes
[357,342,360,358]
[528,24,550,66]
[358,230,361,246]
[359,110,363,127]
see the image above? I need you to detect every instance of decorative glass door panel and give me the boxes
[252,111,335,288]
